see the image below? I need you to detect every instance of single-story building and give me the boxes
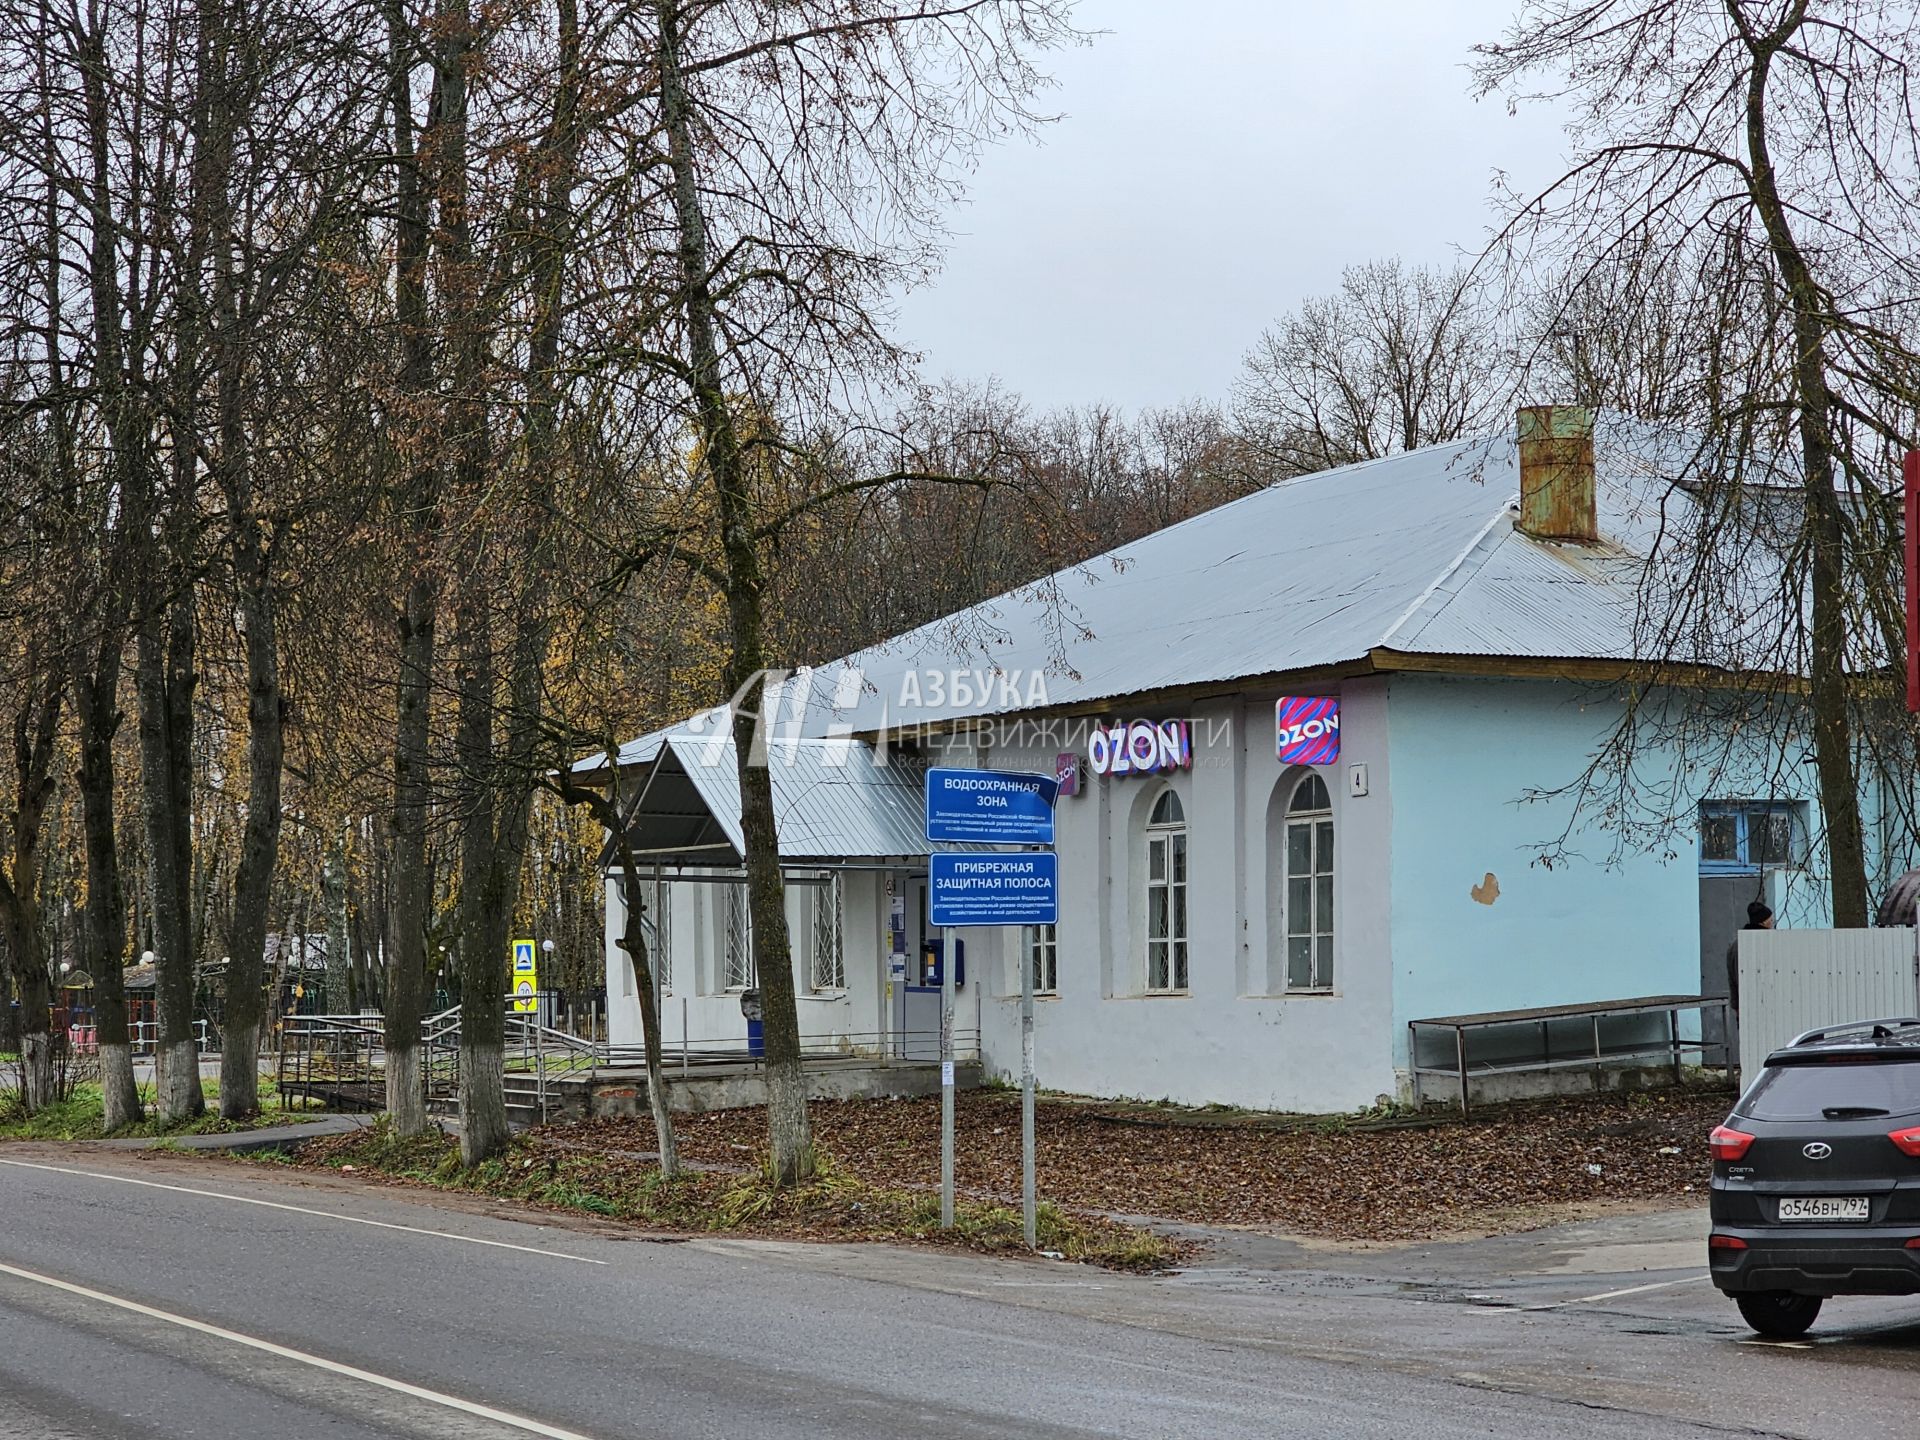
[588,408,1911,1111]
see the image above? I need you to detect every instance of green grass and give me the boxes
[0,1076,323,1142]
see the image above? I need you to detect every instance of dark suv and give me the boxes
[1709,1016,1920,1336]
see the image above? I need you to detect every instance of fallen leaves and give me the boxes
[556,1085,1731,1241]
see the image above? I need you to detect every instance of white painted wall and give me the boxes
[604,868,891,1056]
[961,679,1398,1112]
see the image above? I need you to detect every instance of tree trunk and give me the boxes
[620,873,679,1178]
[9,919,56,1114]
[383,0,437,1136]
[324,835,349,1012]
[656,0,812,1185]
[2,675,65,1114]
[388,570,434,1135]
[220,529,282,1121]
[447,0,571,1166]
[72,654,140,1129]
[138,593,204,1122]
[454,589,512,1166]
[563,758,678,1174]
[1740,21,1870,926]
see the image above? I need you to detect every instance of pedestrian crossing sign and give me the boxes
[511,938,538,1013]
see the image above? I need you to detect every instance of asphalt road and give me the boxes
[0,1147,1916,1439]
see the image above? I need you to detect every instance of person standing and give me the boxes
[1726,901,1774,1017]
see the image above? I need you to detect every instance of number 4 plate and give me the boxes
[1778,1196,1869,1221]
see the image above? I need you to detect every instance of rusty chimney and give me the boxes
[1516,405,1597,543]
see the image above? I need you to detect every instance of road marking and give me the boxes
[0,1158,605,1266]
[0,1259,602,1439]
[988,1280,1108,1288]
[1524,1274,1710,1310]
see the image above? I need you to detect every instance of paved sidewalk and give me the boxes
[86,1113,375,1154]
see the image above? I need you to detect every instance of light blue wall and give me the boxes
[1385,675,1831,1062]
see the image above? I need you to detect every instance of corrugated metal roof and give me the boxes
[781,416,1725,733]
[584,412,1774,863]
[651,731,931,862]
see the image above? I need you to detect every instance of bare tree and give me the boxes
[635,0,1076,1185]
[1476,0,1920,921]
[1236,258,1507,475]
[550,750,679,1176]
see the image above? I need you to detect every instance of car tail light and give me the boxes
[1709,1234,1747,1251]
[1905,1238,1920,1249]
[1890,1127,1920,1157]
[1710,1125,1756,1161]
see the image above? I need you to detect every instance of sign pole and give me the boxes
[922,765,1061,1235]
[940,923,955,1228]
[1020,918,1036,1248]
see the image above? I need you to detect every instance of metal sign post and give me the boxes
[1020,915,1036,1248]
[925,771,1059,1244]
[940,924,956,1228]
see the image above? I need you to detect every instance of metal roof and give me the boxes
[607,729,932,865]
[766,414,1746,735]
[582,412,1787,864]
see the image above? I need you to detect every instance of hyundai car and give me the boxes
[1708,1016,1920,1337]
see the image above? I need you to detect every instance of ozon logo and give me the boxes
[1275,696,1340,767]
[1088,719,1192,778]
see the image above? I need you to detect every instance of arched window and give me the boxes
[1285,774,1333,991]
[1145,787,1188,992]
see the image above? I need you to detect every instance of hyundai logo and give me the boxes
[1803,1142,1833,1160]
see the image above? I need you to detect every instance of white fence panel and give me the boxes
[1738,928,1917,1078]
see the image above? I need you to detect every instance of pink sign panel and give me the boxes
[1275,696,1340,766]
[1055,752,1082,797]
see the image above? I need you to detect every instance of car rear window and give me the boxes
[1741,1058,1920,1120]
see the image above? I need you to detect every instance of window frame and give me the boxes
[1699,801,1807,876]
[722,882,754,991]
[1027,923,1058,995]
[809,874,845,993]
[649,875,671,998]
[1144,787,1189,994]
[1283,773,1335,994]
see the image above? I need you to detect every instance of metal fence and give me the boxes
[1737,927,1918,1078]
[278,1007,978,1123]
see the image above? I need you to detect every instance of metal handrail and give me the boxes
[278,1007,982,1126]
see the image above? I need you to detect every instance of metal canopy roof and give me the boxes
[605,729,932,868]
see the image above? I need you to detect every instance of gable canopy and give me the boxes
[596,728,932,870]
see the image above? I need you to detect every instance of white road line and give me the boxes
[0,1259,603,1439]
[1525,1274,1710,1310]
[0,1158,605,1266]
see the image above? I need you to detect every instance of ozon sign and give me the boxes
[1275,696,1340,766]
[1088,719,1192,778]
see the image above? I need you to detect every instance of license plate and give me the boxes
[1778,1196,1869,1221]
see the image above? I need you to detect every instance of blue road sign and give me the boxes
[924,767,1058,845]
[930,851,1058,927]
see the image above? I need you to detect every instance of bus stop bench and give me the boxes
[1408,994,1730,1115]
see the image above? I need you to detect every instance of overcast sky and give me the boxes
[892,0,1570,414]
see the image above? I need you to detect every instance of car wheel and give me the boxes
[1735,1291,1822,1338]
